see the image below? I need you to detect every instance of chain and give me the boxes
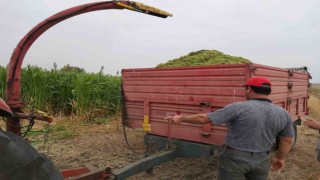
[22,119,35,138]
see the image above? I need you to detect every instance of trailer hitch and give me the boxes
[15,109,53,123]
[3,109,53,137]
[60,149,178,179]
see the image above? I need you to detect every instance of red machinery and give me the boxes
[0,1,172,179]
[4,0,172,135]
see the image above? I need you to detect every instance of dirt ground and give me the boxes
[26,115,320,180]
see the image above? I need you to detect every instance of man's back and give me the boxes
[208,98,294,152]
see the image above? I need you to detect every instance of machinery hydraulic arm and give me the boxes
[5,1,172,135]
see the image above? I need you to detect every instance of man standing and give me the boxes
[165,76,294,180]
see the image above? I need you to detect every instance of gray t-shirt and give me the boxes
[208,99,294,152]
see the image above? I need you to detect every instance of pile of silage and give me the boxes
[156,49,251,68]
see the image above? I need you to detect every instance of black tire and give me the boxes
[0,130,63,180]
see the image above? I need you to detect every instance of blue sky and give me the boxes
[0,0,319,82]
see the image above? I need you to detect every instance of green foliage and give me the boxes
[60,64,86,73]
[0,65,6,99]
[27,129,48,136]
[52,127,76,140]
[21,65,51,110]
[70,72,121,116]
[156,49,252,68]
[0,64,121,118]
[29,124,77,145]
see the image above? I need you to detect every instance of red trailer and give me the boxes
[122,63,310,148]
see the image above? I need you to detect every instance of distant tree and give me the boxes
[60,64,86,73]
[53,62,58,71]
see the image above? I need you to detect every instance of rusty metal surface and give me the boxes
[122,63,310,145]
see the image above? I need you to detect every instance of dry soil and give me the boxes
[30,116,320,180]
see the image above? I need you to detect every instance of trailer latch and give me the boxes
[287,82,293,90]
[201,124,211,137]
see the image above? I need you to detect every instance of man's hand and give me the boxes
[271,136,292,172]
[164,115,184,124]
[303,119,320,130]
[271,157,285,171]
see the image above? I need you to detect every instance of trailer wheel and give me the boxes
[274,122,298,151]
[0,130,63,180]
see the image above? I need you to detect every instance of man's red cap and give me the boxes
[244,76,271,88]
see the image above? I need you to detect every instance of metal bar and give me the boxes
[5,116,21,136]
[60,167,91,179]
[69,169,109,180]
[112,149,177,179]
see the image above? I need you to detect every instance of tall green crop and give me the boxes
[0,65,122,118]
[71,72,121,116]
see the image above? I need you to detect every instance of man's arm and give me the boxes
[164,113,210,124]
[303,119,320,130]
[271,136,293,171]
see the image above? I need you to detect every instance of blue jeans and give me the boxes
[218,148,271,180]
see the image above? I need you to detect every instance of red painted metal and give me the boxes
[6,1,128,109]
[0,98,12,117]
[5,0,171,136]
[4,1,133,135]
[60,167,111,180]
[15,112,53,123]
[122,63,310,145]
[60,167,91,179]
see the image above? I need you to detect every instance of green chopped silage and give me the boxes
[156,49,252,68]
